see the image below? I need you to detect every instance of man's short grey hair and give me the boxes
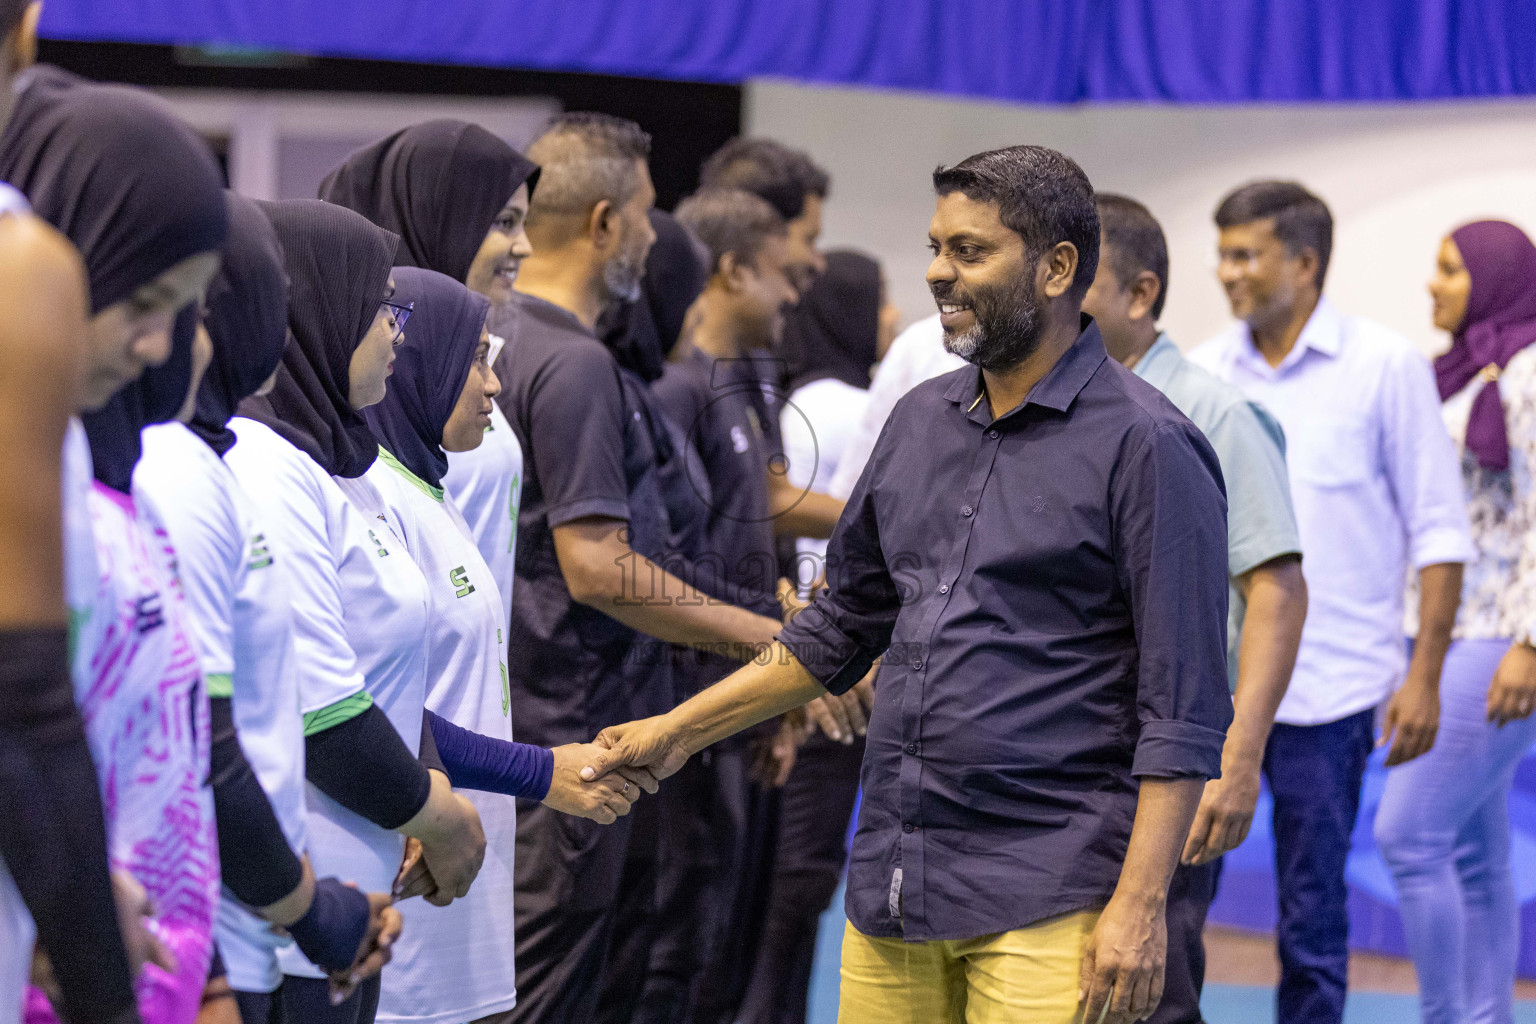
[674,188,787,274]
[526,112,652,220]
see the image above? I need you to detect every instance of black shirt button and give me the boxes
[903,822,916,834]
[988,429,1000,439]
[961,505,974,517]
[938,583,949,594]
[911,657,923,670]
[906,742,918,755]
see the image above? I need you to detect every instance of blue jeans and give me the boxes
[1374,638,1536,1024]
[1265,707,1375,1024]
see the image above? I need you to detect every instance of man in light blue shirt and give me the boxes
[1189,181,1472,1024]
[1084,193,1310,1024]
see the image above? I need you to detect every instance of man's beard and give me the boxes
[602,243,646,306]
[938,267,1044,372]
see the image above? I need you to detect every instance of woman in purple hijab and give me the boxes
[1374,219,1536,1024]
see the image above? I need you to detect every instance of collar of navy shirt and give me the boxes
[942,313,1107,427]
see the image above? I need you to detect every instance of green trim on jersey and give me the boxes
[378,446,444,503]
[67,606,88,662]
[205,673,234,699]
[302,690,375,736]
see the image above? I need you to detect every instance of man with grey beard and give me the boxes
[496,113,787,1024]
[580,145,1233,1024]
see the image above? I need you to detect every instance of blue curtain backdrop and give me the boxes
[36,0,1536,103]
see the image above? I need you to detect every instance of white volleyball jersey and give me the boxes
[136,422,308,993]
[442,400,523,628]
[369,450,518,1024]
[0,867,25,1024]
[0,183,26,217]
[225,419,430,980]
[63,419,98,674]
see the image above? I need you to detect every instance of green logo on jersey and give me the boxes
[367,529,390,557]
[248,533,273,570]
[450,565,476,598]
[497,629,509,716]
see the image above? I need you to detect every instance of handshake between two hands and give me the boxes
[568,672,878,804]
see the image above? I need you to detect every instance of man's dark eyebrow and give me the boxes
[931,232,994,248]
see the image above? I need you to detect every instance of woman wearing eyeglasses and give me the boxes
[224,199,486,1024]
[359,266,640,1024]
[320,121,541,631]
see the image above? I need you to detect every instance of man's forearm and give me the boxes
[556,518,784,658]
[1409,561,1463,684]
[666,642,826,757]
[600,577,782,658]
[1228,558,1307,767]
[1115,777,1206,904]
[768,477,843,539]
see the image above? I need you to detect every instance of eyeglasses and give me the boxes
[381,299,413,345]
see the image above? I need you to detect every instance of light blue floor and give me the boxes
[804,884,1536,1023]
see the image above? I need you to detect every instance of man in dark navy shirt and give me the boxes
[583,145,1232,1024]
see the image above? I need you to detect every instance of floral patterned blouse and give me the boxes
[1406,346,1536,642]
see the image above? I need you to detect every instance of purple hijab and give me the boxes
[1434,220,1536,471]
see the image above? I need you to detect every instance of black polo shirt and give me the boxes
[654,349,786,695]
[495,292,671,745]
[778,320,1233,941]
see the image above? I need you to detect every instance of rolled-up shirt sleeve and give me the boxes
[1379,346,1475,570]
[1111,421,1233,779]
[779,422,903,695]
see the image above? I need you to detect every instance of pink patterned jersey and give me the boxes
[26,484,218,1024]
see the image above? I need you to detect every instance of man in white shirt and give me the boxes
[1189,180,1474,1024]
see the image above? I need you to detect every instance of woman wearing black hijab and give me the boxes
[0,66,231,1024]
[359,266,637,1024]
[1,66,225,413]
[737,250,899,1024]
[224,200,484,1024]
[135,194,401,1024]
[321,119,540,634]
[777,250,898,536]
[319,119,539,307]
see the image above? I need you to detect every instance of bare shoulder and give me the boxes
[0,214,88,360]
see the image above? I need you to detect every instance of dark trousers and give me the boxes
[596,784,661,1024]
[509,798,635,1024]
[1146,857,1223,1024]
[265,974,381,1024]
[691,753,779,1024]
[1263,709,1374,1024]
[234,988,281,1024]
[599,746,751,1024]
[737,732,865,1024]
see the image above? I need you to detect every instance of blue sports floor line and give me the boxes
[804,884,1536,1023]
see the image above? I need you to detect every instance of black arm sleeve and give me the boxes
[208,696,303,908]
[304,703,432,830]
[417,712,446,777]
[0,628,140,1024]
